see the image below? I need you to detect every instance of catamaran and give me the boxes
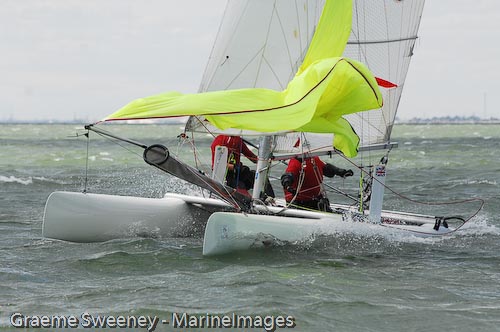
[43,0,483,255]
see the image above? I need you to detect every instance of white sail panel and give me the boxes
[199,0,325,92]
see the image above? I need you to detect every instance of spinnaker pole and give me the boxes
[85,124,252,211]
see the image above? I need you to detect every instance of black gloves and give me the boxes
[339,169,354,178]
[280,173,296,194]
[281,173,293,187]
[323,163,354,178]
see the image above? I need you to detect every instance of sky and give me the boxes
[1,0,499,122]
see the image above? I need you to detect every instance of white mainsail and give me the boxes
[186,0,425,152]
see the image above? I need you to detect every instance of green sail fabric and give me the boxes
[297,0,351,75]
[102,0,383,157]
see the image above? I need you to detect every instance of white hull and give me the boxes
[202,212,341,256]
[202,209,456,256]
[43,192,460,255]
[42,191,219,242]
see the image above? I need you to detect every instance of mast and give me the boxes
[252,136,274,201]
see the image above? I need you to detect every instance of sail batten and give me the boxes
[347,36,418,45]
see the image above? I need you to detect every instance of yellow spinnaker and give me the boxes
[101,0,383,157]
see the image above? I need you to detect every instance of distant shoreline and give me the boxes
[396,121,500,125]
[0,120,187,125]
[396,116,500,125]
[394,120,500,126]
[1,119,499,125]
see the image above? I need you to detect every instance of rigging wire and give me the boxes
[333,149,485,224]
[92,131,144,159]
[188,116,273,206]
[322,181,359,205]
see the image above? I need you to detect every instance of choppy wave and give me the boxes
[254,214,500,252]
[0,175,33,185]
[0,175,70,186]
[458,215,500,236]
[446,178,498,187]
[3,124,500,332]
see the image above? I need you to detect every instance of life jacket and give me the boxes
[284,156,325,202]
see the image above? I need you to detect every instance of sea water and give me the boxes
[1,123,499,332]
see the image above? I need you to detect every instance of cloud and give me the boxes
[0,0,226,121]
[398,0,500,119]
[1,0,499,121]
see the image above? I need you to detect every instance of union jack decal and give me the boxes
[375,165,386,177]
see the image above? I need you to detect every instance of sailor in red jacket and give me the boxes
[280,156,353,211]
[211,135,257,190]
[211,135,274,198]
[211,135,257,168]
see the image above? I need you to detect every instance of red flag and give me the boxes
[376,77,398,88]
[293,138,300,148]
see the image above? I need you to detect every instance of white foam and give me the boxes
[458,215,500,236]
[0,175,32,185]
